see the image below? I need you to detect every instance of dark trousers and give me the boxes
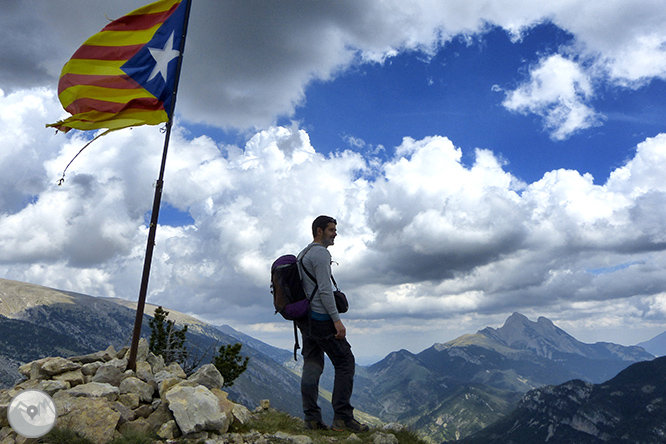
[297,318,356,422]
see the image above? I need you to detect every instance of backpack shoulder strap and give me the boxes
[300,244,339,289]
[298,244,322,300]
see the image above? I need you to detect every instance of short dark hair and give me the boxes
[312,215,337,238]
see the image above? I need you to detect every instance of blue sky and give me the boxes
[3,1,666,363]
[298,24,666,186]
[197,21,666,189]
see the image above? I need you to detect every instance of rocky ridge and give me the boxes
[0,339,345,444]
[457,356,666,444]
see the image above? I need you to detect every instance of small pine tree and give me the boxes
[212,343,249,388]
[148,306,189,366]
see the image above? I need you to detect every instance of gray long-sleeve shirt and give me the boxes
[297,242,340,322]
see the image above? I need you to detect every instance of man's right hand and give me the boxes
[334,320,346,340]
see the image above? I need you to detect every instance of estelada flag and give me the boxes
[47,0,190,133]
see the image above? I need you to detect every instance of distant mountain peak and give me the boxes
[479,312,579,359]
[478,313,653,362]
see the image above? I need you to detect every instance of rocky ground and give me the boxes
[0,341,404,444]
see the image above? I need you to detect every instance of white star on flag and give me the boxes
[147,31,180,82]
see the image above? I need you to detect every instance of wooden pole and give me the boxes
[127,0,193,371]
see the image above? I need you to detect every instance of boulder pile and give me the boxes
[0,339,256,443]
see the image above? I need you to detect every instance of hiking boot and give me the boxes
[332,418,369,432]
[304,420,329,430]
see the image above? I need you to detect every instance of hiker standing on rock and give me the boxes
[296,215,368,432]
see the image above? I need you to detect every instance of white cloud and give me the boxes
[502,54,605,140]
[4,0,665,138]
[3,0,666,359]
[548,0,666,85]
[0,88,666,358]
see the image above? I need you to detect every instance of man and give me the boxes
[296,215,368,432]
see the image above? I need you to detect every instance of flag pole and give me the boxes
[127,0,193,371]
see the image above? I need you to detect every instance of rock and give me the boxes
[136,338,149,362]
[70,345,116,364]
[188,364,224,390]
[103,345,118,361]
[112,401,136,424]
[116,346,129,360]
[53,369,84,387]
[1,344,265,443]
[157,419,181,439]
[371,432,399,444]
[28,361,47,380]
[105,357,128,372]
[232,403,254,425]
[119,377,154,403]
[210,387,251,424]
[54,393,121,444]
[16,378,70,396]
[166,362,187,379]
[154,369,180,385]
[274,431,314,444]
[147,352,165,374]
[133,404,154,419]
[0,402,10,428]
[41,357,81,376]
[70,351,103,364]
[122,369,137,381]
[156,371,183,399]
[147,402,175,431]
[81,361,103,376]
[212,388,235,417]
[92,363,123,386]
[382,423,404,432]
[165,384,230,435]
[18,358,48,378]
[135,360,154,383]
[0,427,16,443]
[65,382,119,401]
[118,393,140,409]
[119,417,153,435]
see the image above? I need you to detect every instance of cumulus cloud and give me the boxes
[502,54,605,140]
[2,89,666,359]
[4,0,666,138]
[3,0,666,359]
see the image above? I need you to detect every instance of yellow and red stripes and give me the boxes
[48,0,182,132]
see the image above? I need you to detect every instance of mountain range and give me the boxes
[349,312,655,442]
[637,330,666,357]
[0,278,661,442]
[0,278,305,419]
[457,355,666,443]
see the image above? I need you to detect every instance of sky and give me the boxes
[2,0,666,364]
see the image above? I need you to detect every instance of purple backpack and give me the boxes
[271,253,318,359]
[271,254,318,321]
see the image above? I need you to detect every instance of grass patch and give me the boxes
[232,409,306,435]
[231,409,429,444]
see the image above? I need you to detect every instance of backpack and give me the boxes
[271,249,318,360]
[270,254,318,321]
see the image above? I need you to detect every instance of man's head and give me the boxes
[312,215,337,247]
